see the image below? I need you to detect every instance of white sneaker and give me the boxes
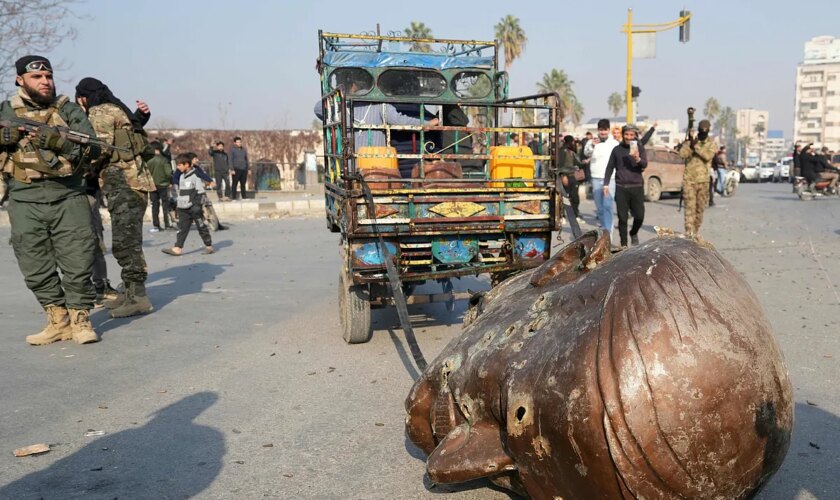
[148,227,160,233]
[576,217,585,224]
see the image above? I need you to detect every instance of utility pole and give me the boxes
[622,9,692,124]
[626,8,633,125]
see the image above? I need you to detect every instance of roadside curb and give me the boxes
[0,198,325,227]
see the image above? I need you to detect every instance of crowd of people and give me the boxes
[540,117,720,248]
[0,55,227,346]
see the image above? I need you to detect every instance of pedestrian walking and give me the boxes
[556,135,583,221]
[678,119,717,238]
[163,153,214,256]
[146,141,173,232]
[713,146,728,194]
[75,77,156,318]
[229,136,249,200]
[584,119,619,241]
[604,124,648,248]
[0,56,100,345]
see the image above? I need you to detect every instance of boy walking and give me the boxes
[162,154,215,256]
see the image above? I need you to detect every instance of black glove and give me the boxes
[0,126,21,146]
[32,127,73,155]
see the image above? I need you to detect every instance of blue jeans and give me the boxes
[715,168,725,193]
[591,177,615,235]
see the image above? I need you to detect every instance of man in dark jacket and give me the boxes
[799,144,819,188]
[818,146,839,191]
[604,124,648,248]
[229,136,249,200]
[556,135,583,221]
[208,141,230,200]
[792,144,801,183]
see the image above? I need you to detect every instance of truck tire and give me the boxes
[339,272,372,344]
[645,177,662,202]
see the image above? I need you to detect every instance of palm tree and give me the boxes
[704,97,721,123]
[495,15,527,70]
[737,135,753,165]
[607,92,624,117]
[537,69,580,129]
[754,121,766,162]
[405,22,433,52]
[714,106,735,146]
[570,100,584,128]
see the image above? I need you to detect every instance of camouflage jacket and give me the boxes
[88,103,155,192]
[679,138,717,185]
[0,89,97,203]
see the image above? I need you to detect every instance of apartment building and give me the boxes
[794,35,840,150]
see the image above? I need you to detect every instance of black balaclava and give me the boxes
[697,119,711,141]
[75,77,143,131]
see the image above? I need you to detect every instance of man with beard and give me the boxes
[75,77,156,318]
[0,56,100,344]
[678,119,717,238]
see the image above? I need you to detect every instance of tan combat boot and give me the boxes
[102,283,125,309]
[110,282,153,319]
[68,309,100,344]
[26,305,73,345]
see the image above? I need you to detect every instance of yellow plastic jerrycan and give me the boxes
[356,146,398,171]
[489,145,535,187]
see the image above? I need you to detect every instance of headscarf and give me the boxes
[75,77,143,131]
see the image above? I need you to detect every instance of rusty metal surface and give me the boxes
[405,230,793,499]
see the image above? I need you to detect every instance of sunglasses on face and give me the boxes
[24,61,51,72]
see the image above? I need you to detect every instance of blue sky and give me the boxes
[45,0,839,136]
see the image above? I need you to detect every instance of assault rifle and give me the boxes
[0,116,130,153]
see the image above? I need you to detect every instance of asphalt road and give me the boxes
[0,182,838,499]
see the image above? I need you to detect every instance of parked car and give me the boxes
[758,162,776,182]
[775,158,792,182]
[740,165,759,182]
[643,147,684,201]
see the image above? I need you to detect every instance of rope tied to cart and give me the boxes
[349,172,429,372]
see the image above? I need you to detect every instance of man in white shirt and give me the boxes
[584,119,619,239]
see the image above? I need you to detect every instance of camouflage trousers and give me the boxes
[683,181,709,237]
[102,167,149,285]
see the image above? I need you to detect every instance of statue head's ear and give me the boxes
[530,229,611,287]
[427,422,515,484]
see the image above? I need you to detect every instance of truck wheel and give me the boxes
[339,272,372,344]
[645,177,662,202]
[204,203,221,231]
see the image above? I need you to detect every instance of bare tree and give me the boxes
[217,102,232,130]
[0,0,84,94]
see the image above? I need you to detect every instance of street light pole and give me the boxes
[621,9,692,126]
[626,8,634,124]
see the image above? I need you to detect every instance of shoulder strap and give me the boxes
[54,95,70,110]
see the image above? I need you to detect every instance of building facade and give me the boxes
[764,130,790,162]
[794,35,840,150]
[736,108,769,165]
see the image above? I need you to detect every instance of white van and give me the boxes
[776,157,792,182]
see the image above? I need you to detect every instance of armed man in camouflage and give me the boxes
[75,77,156,318]
[678,119,717,238]
[0,56,100,345]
